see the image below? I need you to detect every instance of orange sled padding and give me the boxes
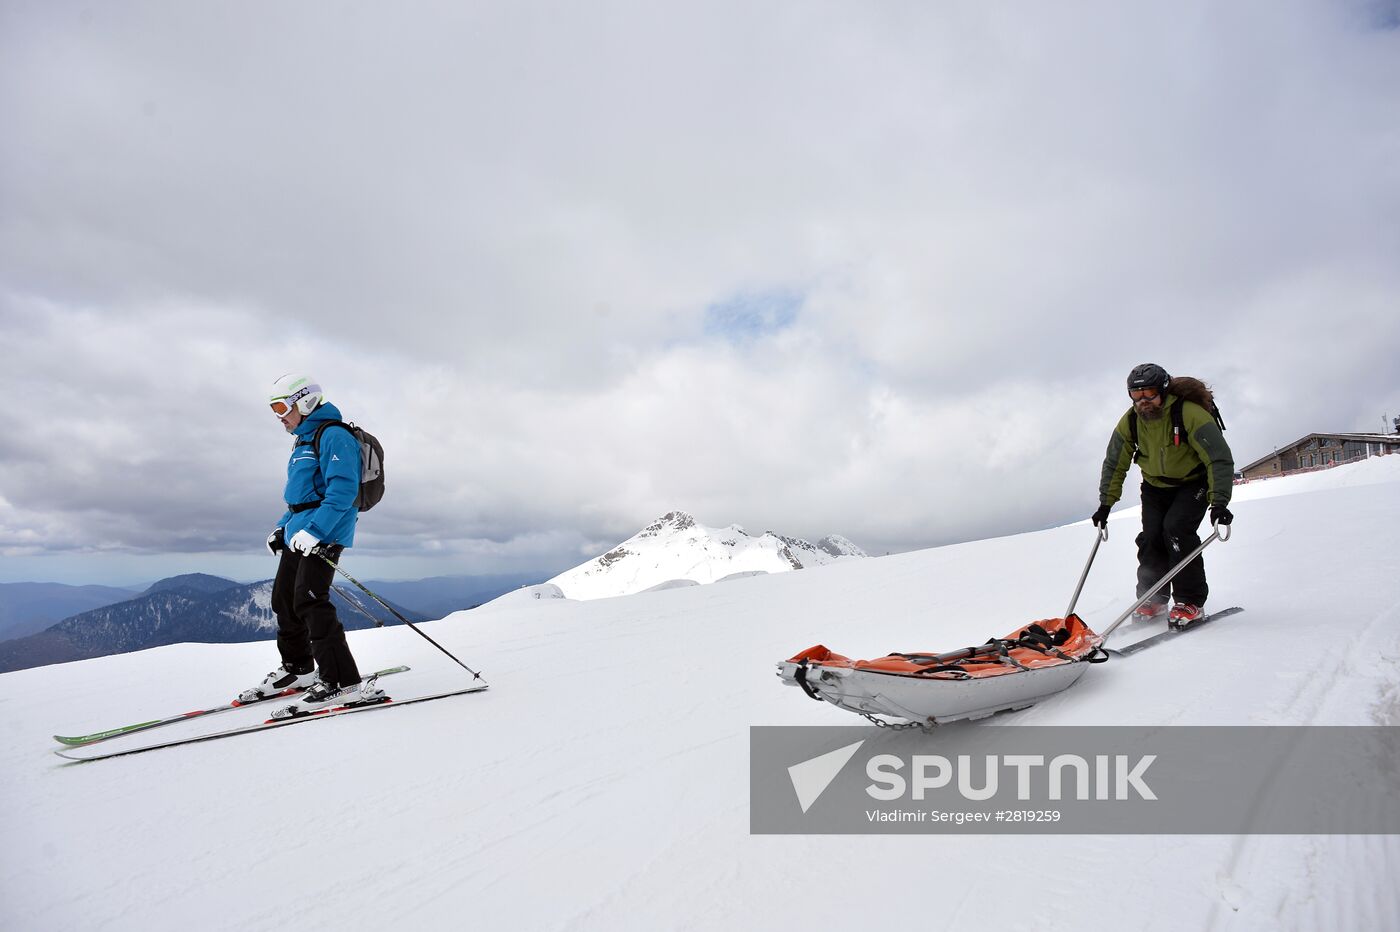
[777,615,1108,724]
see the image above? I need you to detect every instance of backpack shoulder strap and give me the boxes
[1174,396,1227,440]
[1205,399,1226,432]
[1130,400,1188,450]
[310,420,356,458]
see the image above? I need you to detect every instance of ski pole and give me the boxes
[312,548,487,683]
[1101,521,1231,640]
[333,584,383,627]
[1065,525,1109,619]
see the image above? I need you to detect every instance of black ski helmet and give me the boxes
[1126,363,1171,394]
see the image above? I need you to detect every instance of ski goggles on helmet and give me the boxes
[1128,387,1162,401]
[270,384,317,417]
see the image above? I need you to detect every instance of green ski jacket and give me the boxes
[1099,395,1234,507]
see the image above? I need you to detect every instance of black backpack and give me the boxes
[307,420,386,512]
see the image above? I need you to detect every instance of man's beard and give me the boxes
[1135,401,1165,420]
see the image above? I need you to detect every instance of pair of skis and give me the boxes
[52,664,413,748]
[53,666,488,763]
[1105,606,1244,657]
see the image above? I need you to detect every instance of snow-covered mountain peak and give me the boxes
[816,533,867,558]
[636,510,698,538]
[547,512,867,600]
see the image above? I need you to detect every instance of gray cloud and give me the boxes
[3,1,1398,582]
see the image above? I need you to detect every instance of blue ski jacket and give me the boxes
[275,401,359,547]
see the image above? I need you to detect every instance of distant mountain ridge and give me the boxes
[0,574,427,674]
[141,573,243,596]
[0,582,140,642]
[548,511,868,600]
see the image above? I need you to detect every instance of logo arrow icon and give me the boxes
[788,739,865,813]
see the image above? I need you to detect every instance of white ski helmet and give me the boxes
[269,373,324,416]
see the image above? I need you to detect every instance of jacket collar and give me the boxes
[293,402,341,440]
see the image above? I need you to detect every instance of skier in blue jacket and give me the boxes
[240,374,381,711]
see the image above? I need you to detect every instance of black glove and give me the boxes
[266,527,286,555]
[1091,504,1111,528]
[1210,504,1233,526]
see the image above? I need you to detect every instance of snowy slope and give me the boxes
[549,510,867,599]
[2,457,1399,931]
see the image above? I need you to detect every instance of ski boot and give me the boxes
[1132,600,1168,621]
[270,675,388,720]
[1168,603,1205,629]
[237,662,317,704]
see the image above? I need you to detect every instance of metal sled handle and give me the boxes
[1101,521,1230,640]
[1065,525,1109,619]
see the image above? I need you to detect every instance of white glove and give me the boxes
[266,527,286,555]
[288,529,321,555]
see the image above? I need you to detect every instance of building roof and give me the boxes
[1239,432,1400,474]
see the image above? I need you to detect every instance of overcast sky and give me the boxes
[3,1,1398,586]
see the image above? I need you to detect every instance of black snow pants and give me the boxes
[270,545,362,688]
[1136,480,1211,608]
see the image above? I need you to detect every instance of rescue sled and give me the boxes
[777,522,1233,725]
[777,614,1108,724]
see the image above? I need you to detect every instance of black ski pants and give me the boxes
[1136,480,1210,607]
[270,545,361,688]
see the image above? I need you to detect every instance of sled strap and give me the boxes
[887,650,983,678]
[1036,624,1075,660]
[1015,625,1071,660]
[1018,625,1055,650]
[989,639,1031,671]
[793,659,824,702]
[1033,623,1070,647]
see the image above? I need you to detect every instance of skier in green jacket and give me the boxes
[1092,363,1234,627]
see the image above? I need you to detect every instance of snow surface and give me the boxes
[548,510,868,600]
[476,582,568,609]
[3,456,1399,931]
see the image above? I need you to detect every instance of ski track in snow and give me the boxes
[1,456,1398,931]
